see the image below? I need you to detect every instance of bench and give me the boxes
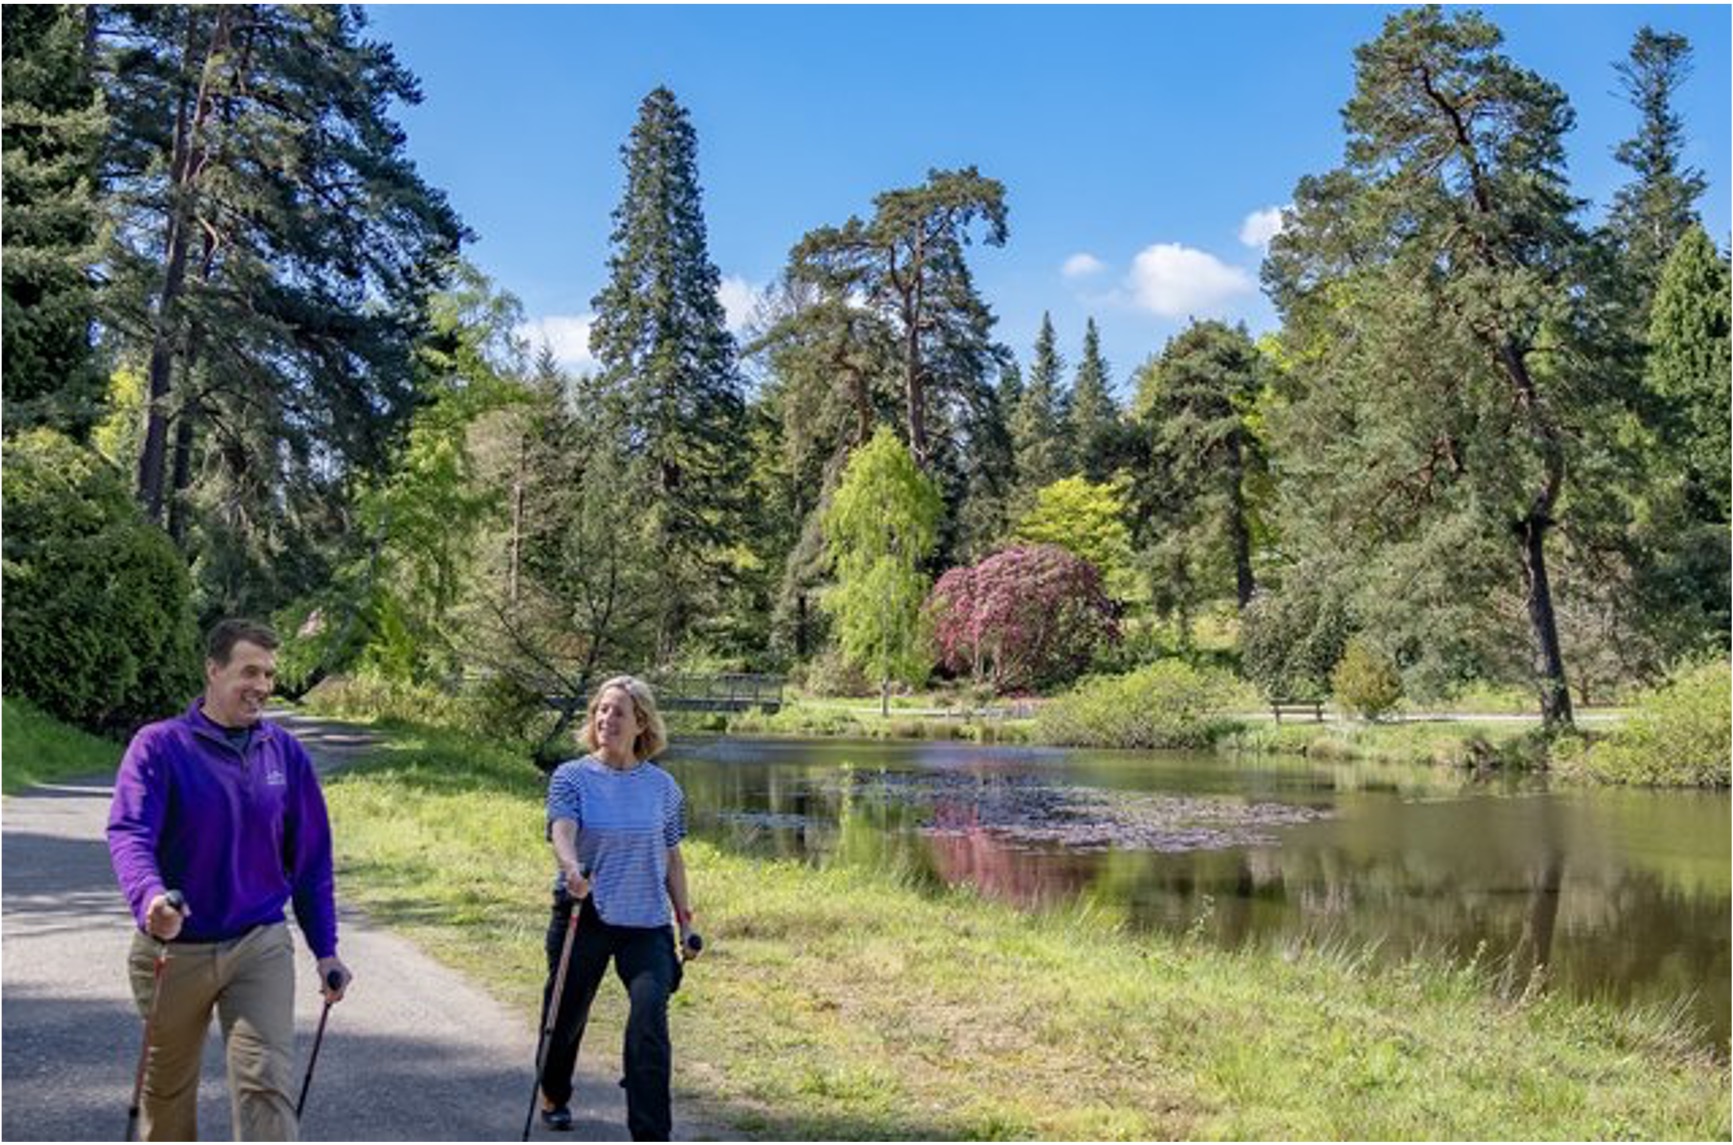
[1270,698,1324,724]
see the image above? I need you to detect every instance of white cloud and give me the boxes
[1239,206,1287,249]
[1126,243,1256,318]
[717,275,760,333]
[517,314,596,373]
[1062,252,1107,279]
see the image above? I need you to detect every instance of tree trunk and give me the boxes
[509,433,526,609]
[900,236,930,470]
[1226,430,1256,609]
[1519,512,1574,730]
[136,9,232,522]
[166,401,198,546]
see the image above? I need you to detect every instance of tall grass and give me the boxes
[1,697,124,794]
[322,719,1729,1141]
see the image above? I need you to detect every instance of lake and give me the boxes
[661,736,1731,1052]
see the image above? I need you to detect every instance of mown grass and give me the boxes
[1,696,124,794]
[322,719,1729,1141]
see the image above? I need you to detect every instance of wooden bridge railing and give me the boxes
[649,673,786,713]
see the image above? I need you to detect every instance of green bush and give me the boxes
[2,430,199,734]
[1331,639,1404,720]
[1571,661,1731,788]
[1034,660,1241,749]
[300,672,467,730]
[798,648,875,699]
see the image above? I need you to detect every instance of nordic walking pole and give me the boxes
[523,874,587,1141]
[295,968,346,1120]
[125,890,185,1142]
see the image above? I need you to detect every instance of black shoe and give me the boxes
[541,1106,573,1132]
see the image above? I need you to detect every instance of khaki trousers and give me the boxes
[128,921,298,1141]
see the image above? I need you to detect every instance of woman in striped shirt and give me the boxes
[537,675,698,1140]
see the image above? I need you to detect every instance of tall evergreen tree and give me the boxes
[2,5,107,439]
[744,276,895,660]
[588,86,748,663]
[1010,312,1070,500]
[90,5,465,620]
[1607,27,1707,306]
[1133,320,1265,624]
[789,166,1008,474]
[1265,8,1614,727]
[1647,225,1732,523]
[1067,317,1119,482]
[951,358,1020,563]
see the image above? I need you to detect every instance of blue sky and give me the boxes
[364,4,1732,397]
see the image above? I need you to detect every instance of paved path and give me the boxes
[2,714,716,1141]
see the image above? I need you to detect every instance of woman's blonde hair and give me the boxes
[580,675,668,761]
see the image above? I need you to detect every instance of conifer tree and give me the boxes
[1133,320,1265,623]
[1266,8,1610,727]
[1067,318,1119,482]
[2,5,107,439]
[588,86,748,662]
[90,4,465,619]
[1010,313,1070,500]
[1647,225,1731,523]
[789,167,1007,473]
[1608,27,1707,306]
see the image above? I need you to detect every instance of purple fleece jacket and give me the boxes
[107,700,338,958]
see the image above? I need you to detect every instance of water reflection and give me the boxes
[663,737,1731,1050]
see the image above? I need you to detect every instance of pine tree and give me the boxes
[1067,318,1119,482]
[1647,225,1732,523]
[1010,313,1069,500]
[1135,320,1265,619]
[2,5,107,439]
[1608,27,1707,306]
[1265,8,1610,727]
[91,5,465,617]
[588,86,748,662]
[789,167,1008,474]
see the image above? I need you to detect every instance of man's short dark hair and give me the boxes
[206,618,280,665]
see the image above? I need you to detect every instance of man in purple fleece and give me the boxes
[108,618,351,1141]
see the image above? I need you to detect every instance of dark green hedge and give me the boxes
[3,430,199,734]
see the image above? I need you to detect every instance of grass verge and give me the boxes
[2,697,124,794]
[322,718,1728,1141]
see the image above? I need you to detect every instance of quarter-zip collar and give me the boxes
[184,698,279,757]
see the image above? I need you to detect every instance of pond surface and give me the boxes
[661,736,1731,1052]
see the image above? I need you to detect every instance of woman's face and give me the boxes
[591,686,642,757]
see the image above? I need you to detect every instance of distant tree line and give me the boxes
[4,7,1725,738]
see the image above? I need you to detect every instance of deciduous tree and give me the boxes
[821,428,941,714]
[925,544,1118,693]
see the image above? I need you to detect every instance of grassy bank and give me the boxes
[1,697,125,794]
[322,719,1728,1141]
[1217,718,1548,769]
[708,699,1034,745]
[693,695,1553,772]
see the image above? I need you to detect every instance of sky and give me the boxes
[362,3,1732,398]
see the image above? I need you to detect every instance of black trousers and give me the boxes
[539,891,681,1141]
